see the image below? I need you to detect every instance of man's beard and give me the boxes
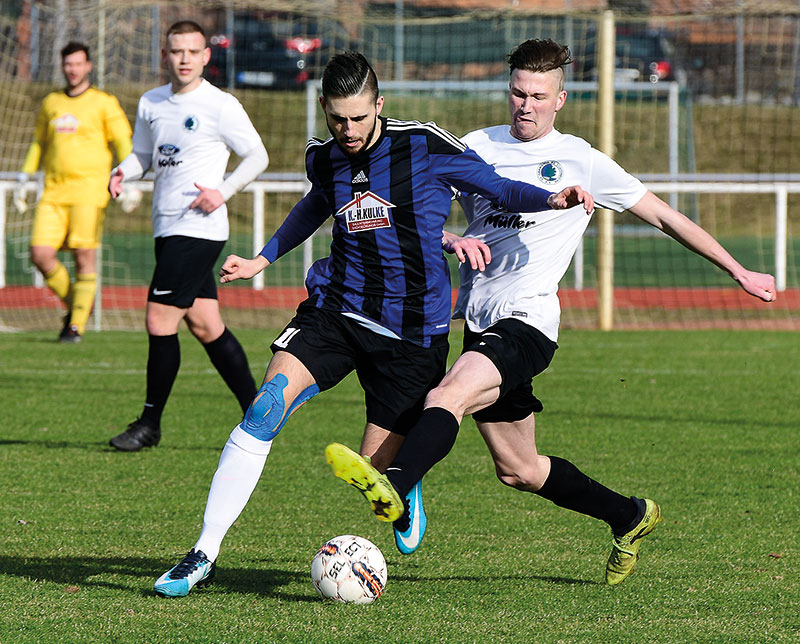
[331,116,378,157]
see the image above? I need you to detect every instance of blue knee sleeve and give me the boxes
[241,374,319,441]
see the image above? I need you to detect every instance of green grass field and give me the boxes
[1,328,798,643]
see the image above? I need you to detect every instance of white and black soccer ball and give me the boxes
[311,534,387,604]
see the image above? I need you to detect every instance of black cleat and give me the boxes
[109,418,161,452]
[58,323,82,343]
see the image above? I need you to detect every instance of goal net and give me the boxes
[1,0,798,332]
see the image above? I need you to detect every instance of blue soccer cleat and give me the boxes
[154,549,216,597]
[393,479,427,555]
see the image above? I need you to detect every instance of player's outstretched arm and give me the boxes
[630,191,776,302]
[442,230,491,271]
[219,254,270,284]
[547,185,594,214]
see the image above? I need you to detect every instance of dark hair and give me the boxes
[321,51,379,101]
[61,41,90,61]
[507,39,573,87]
[166,20,206,45]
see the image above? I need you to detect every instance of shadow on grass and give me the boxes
[0,555,310,600]
[396,571,598,586]
[0,439,226,453]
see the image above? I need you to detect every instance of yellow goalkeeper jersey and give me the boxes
[23,87,132,207]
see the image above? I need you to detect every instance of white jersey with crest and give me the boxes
[454,126,647,342]
[123,79,262,241]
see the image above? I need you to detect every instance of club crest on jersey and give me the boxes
[53,113,79,133]
[337,191,395,233]
[183,115,199,132]
[537,160,563,183]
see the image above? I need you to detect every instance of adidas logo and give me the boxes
[352,170,368,184]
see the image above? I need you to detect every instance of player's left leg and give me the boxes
[359,424,404,472]
[477,414,661,585]
[155,351,319,597]
[328,328,453,535]
[185,298,256,414]
[378,350,503,502]
[63,204,105,339]
[66,246,97,340]
[110,301,186,451]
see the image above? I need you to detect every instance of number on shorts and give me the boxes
[274,327,300,349]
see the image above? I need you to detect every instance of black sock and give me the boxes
[535,456,639,534]
[140,333,180,427]
[385,407,460,500]
[203,327,257,413]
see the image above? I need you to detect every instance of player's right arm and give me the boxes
[221,187,331,284]
[14,107,47,212]
[109,98,153,197]
[219,254,270,283]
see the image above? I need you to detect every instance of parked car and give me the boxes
[205,13,353,90]
[577,25,679,84]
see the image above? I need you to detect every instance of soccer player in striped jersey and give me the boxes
[17,41,132,342]
[327,39,776,585]
[152,51,593,597]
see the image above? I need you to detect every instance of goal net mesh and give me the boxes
[1,0,798,332]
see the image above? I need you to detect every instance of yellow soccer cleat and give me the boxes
[605,498,662,585]
[325,442,403,522]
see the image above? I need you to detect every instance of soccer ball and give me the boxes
[311,535,387,604]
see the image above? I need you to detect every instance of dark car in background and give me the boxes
[206,13,353,90]
[578,25,679,84]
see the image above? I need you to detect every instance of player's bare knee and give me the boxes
[496,465,546,492]
[187,321,216,343]
[424,385,466,418]
[30,246,56,272]
[73,248,96,274]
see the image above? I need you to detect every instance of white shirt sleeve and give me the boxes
[115,98,152,181]
[589,148,647,212]
[216,96,269,201]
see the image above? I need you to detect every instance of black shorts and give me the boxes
[462,318,558,424]
[148,236,226,308]
[271,305,449,435]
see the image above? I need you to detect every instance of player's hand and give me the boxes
[547,185,594,214]
[13,173,29,214]
[442,231,491,271]
[219,254,270,283]
[191,183,225,214]
[736,270,777,302]
[108,168,124,199]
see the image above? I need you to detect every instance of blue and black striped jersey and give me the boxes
[261,116,554,346]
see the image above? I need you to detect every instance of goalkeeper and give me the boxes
[17,41,133,342]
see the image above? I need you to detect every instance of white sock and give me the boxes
[194,424,273,562]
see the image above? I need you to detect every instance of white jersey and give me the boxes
[454,126,647,342]
[123,79,263,241]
